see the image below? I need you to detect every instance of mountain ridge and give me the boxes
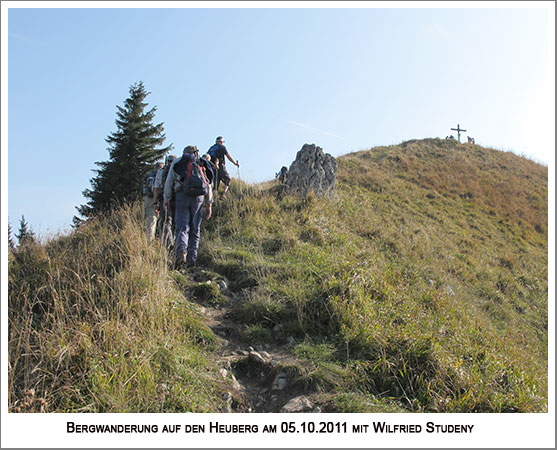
[8,138,548,413]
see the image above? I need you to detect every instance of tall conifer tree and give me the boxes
[77,81,172,218]
[15,215,36,248]
[8,221,15,251]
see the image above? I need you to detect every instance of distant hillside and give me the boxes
[8,139,548,413]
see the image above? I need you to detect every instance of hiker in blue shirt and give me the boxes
[164,146,213,269]
[207,136,239,200]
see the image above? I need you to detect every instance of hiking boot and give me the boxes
[174,252,186,270]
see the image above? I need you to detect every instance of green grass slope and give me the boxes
[200,138,548,412]
[8,138,548,413]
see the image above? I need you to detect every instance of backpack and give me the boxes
[157,165,171,202]
[207,144,219,159]
[173,154,209,197]
[199,157,216,186]
[142,170,157,197]
[207,144,221,166]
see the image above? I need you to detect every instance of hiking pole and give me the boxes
[236,160,243,196]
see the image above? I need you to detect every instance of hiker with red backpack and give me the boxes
[164,145,213,269]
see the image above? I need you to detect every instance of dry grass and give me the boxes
[8,204,229,412]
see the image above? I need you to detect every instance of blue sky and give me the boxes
[3,3,555,236]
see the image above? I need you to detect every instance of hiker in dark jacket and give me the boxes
[164,146,213,269]
[201,153,217,192]
[207,136,239,200]
[276,166,288,184]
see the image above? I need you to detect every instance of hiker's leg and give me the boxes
[169,203,176,246]
[186,196,204,265]
[174,192,192,262]
[144,196,157,241]
[215,172,221,196]
[158,205,165,238]
[219,166,231,198]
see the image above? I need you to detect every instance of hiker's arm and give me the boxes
[153,187,161,212]
[226,153,239,167]
[204,185,213,220]
[163,161,176,209]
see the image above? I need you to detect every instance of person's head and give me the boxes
[215,136,224,145]
[183,145,199,156]
[202,153,211,161]
[155,161,164,170]
[165,154,177,165]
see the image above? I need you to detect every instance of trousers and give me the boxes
[144,195,158,241]
[159,199,175,248]
[174,191,204,264]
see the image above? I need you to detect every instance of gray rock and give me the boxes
[249,351,266,364]
[272,372,289,391]
[286,144,337,198]
[217,280,228,290]
[260,351,272,359]
[280,396,313,413]
[230,374,242,390]
[219,368,228,378]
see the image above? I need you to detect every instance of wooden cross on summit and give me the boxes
[451,124,467,143]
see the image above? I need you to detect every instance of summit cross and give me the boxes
[450,124,467,143]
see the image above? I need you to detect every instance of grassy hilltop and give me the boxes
[8,138,548,413]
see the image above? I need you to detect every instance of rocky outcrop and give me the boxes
[286,144,337,197]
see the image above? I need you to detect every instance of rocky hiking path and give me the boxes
[183,267,323,414]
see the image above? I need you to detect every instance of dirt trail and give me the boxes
[183,267,321,413]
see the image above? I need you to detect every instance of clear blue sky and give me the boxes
[4,3,555,236]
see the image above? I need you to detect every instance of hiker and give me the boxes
[143,161,164,241]
[207,136,239,200]
[201,153,217,192]
[276,166,288,184]
[164,146,213,269]
[154,154,177,247]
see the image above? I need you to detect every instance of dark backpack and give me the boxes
[173,154,209,197]
[207,144,219,161]
[142,170,157,197]
[199,157,216,186]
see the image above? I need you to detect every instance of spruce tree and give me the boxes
[77,81,172,218]
[8,221,15,251]
[15,215,36,248]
